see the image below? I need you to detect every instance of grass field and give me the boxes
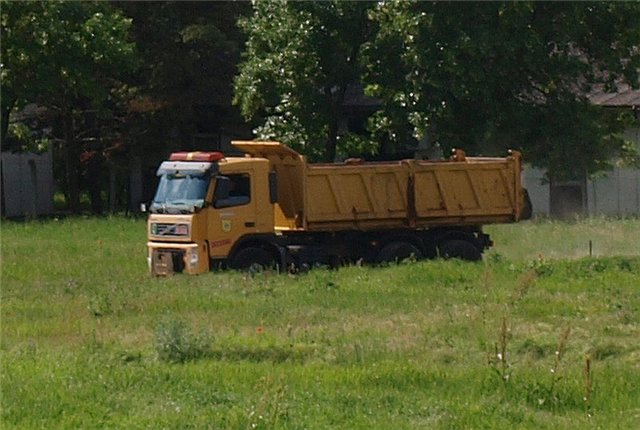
[1,217,639,429]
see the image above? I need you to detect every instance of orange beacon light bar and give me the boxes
[169,151,224,162]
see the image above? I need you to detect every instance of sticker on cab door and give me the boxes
[222,220,232,232]
[211,239,231,247]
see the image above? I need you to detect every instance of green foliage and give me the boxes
[154,317,212,363]
[117,2,247,147]
[4,2,639,213]
[234,1,376,161]
[1,2,251,213]
[235,1,640,176]
[5,122,51,153]
[363,1,640,179]
[528,256,639,279]
[1,0,138,212]
[1,1,136,110]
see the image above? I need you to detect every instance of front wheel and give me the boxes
[439,239,482,261]
[229,247,275,272]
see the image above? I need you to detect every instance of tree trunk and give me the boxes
[128,154,143,213]
[109,162,117,213]
[87,151,103,214]
[324,85,348,162]
[379,136,391,157]
[63,107,81,213]
[1,96,15,146]
[326,117,338,162]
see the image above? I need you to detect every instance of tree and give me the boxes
[235,1,639,178]
[115,2,249,151]
[364,2,640,180]
[234,1,375,161]
[1,1,136,212]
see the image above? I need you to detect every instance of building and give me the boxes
[524,85,640,217]
[0,150,55,217]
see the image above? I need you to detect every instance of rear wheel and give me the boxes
[229,247,275,272]
[376,241,423,264]
[439,239,482,261]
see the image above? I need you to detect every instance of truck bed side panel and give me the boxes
[303,158,520,231]
[414,161,516,219]
[230,141,524,232]
[305,164,409,226]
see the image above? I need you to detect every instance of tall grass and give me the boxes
[1,217,639,428]
[485,216,640,261]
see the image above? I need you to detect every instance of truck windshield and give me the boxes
[150,174,209,214]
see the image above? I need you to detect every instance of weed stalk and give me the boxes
[510,270,537,305]
[583,354,593,416]
[489,316,511,383]
[249,376,287,429]
[549,326,571,398]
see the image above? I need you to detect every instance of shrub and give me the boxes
[154,317,212,363]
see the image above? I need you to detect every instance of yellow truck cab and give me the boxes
[147,141,531,275]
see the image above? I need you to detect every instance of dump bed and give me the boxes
[232,141,527,232]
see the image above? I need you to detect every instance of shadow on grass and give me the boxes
[208,343,316,363]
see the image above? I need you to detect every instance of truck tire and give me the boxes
[229,247,275,272]
[439,239,482,261]
[376,241,423,264]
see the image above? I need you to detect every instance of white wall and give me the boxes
[524,165,640,217]
[1,151,54,217]
[586,127,640,216]
[522,165,550,216]
[521,126,640,217]
[587,168,640,216]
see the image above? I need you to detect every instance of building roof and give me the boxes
[343,82,640,109]
[588,83,640,107]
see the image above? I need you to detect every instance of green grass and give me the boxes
[2,217,639,428]
[485,216,640,260]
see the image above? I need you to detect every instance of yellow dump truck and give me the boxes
[147,141,531,275]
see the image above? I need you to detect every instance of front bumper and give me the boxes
[147,241,209,275]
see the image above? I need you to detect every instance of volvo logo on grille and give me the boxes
[153,223,189,236]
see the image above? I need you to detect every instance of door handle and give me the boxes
[245,222,255,227]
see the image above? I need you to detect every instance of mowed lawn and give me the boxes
[1,217,639,429]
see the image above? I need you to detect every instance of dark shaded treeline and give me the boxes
[2,1,639,214]
[2,1,251,213]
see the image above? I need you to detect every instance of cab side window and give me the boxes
[214,174,251,208]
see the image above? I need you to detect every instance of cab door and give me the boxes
[208,170,257,259]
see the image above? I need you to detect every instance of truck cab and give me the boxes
[147,151,276,275]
